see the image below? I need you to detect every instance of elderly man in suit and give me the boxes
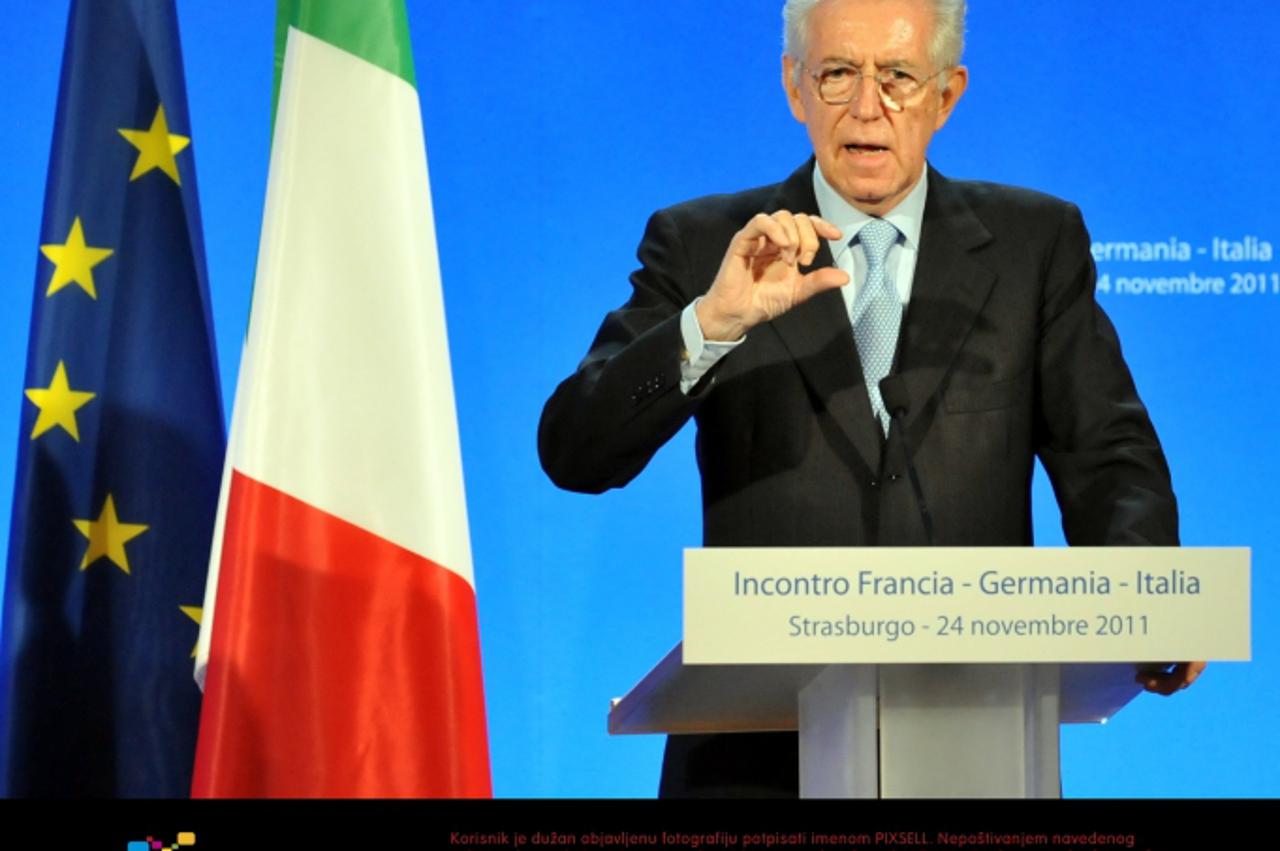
[539,0,1201,797]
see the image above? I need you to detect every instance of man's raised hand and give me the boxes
[695,211,850,341]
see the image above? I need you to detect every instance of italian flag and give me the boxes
[192,1,490,797]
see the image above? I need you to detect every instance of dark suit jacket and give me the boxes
[538,160,1178,796]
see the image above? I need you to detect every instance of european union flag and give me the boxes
[0,0,224,797]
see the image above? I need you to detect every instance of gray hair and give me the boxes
[783,0,967,71]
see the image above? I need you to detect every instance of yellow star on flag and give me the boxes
[72,494,149,574]
[40,217,114,298]
[180,605,203,658]
[24,360,96,441]
[118,104,190,184]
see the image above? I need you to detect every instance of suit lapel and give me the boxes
[897,167,996,431]
[764,161,884,475]
[753,163,997,469]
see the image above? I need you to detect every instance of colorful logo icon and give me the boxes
[127,834,195,851]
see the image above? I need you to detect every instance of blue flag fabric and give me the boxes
[0,0,224,797]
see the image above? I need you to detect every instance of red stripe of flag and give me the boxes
[193,472,490,797]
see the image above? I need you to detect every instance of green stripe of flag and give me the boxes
[272,0,416,124]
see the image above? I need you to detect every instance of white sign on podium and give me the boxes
[609,547,1249,797]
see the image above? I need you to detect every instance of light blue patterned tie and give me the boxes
[850,218,902,436]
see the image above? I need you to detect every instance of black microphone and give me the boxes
[879,375,935,546]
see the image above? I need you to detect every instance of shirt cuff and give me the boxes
[679,298,743,394]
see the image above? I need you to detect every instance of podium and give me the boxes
[608,547,1250,798]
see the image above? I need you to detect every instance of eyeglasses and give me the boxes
[804,62,948,112]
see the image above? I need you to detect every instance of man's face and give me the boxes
[783,0,968,215]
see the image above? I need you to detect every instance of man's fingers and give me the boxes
[794,214,822,266]
[736,211,834,264]
[808,215,844,242]
[1136,661,1206,696]
[797,266,851,301]
[1137,665,1182,696]
[735,213,792,259]
[773,210,801,264]
[1143,675,1182,696]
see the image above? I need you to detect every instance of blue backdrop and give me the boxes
[0,1,1276,797]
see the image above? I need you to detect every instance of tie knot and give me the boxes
[856,218,898,268]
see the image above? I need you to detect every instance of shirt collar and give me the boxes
[812,162,928,262]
